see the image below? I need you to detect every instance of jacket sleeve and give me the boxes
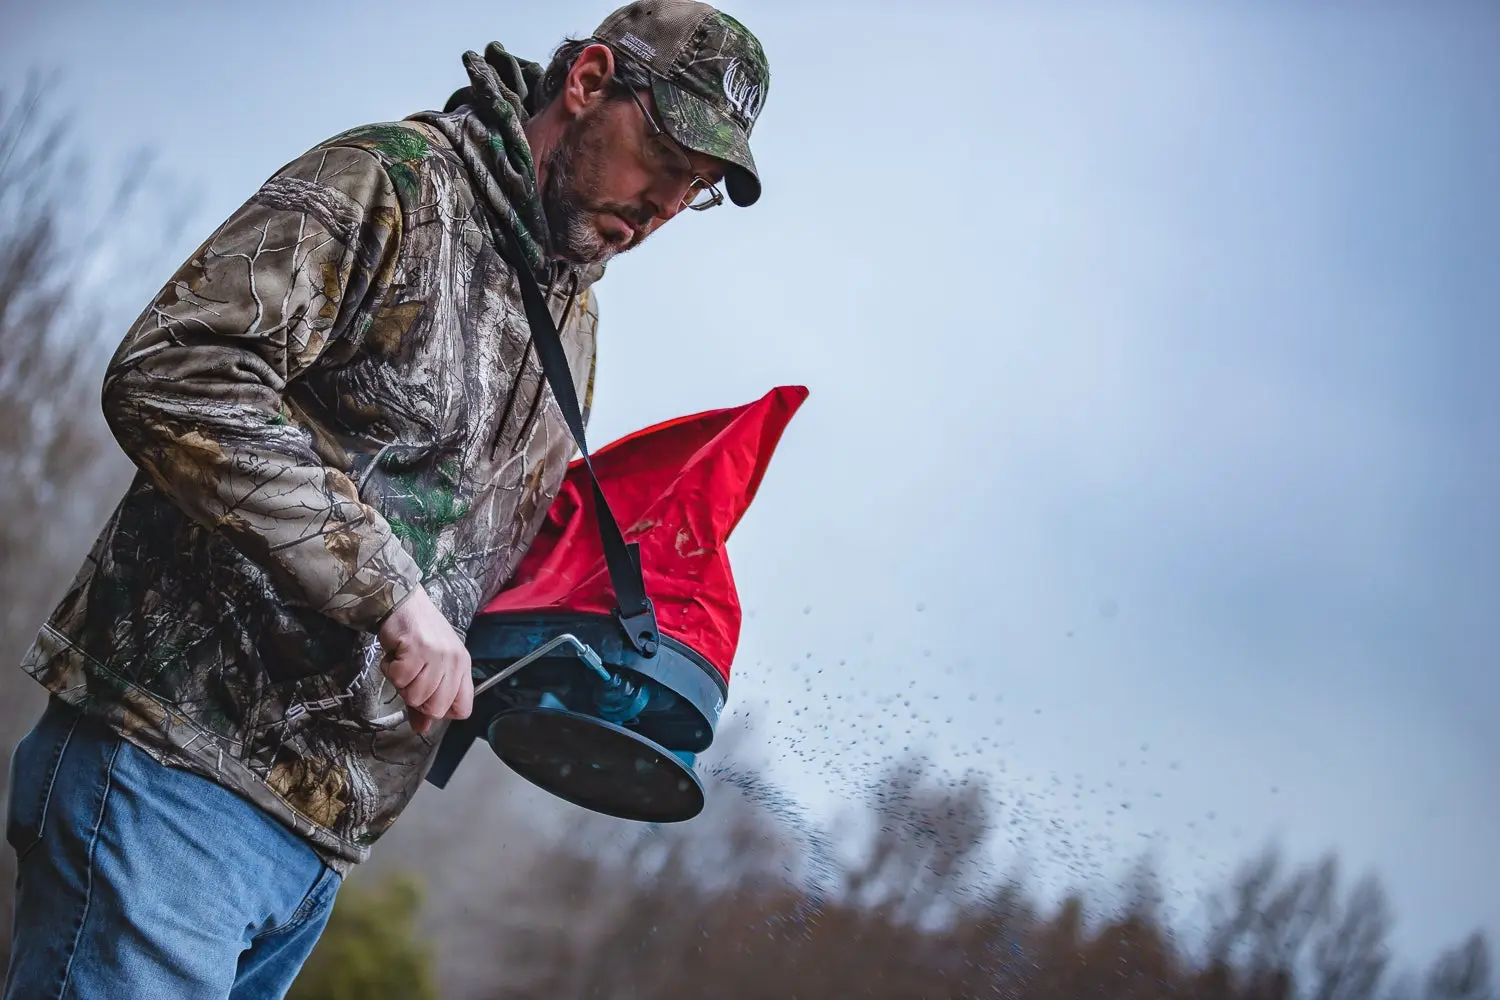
[101,144,424,635]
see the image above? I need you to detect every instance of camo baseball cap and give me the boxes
[591,0,770,207]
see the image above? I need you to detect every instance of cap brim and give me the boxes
[651,77,761,207]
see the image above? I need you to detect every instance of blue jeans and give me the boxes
[4,697,343,1000]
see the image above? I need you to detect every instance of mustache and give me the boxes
[593,201,656,231]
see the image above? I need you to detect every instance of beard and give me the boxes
[540,105,653,266]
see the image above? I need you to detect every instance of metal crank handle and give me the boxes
[472,633,608,697]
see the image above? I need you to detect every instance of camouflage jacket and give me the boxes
[20,46,599,871]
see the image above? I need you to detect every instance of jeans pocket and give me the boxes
[5,698,78,862]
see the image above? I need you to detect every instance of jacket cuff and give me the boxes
[318,530,425,636]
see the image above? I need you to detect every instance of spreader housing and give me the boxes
[423,386,806,822]
[425,612,726,822]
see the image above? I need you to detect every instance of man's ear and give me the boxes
[562,43,617,120]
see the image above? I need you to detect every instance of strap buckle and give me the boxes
[615,599,661,658]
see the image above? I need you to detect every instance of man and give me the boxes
[3,2,770,996]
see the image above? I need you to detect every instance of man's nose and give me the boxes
[650,193,686,224]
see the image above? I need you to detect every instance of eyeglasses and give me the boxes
[624,86,725,213]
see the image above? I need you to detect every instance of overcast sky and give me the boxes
[3,0,1496,964]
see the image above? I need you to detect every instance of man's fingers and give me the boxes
[416,667,458,722]
[379,601,472,731]
[426,649,471,721]
[446,648,472,719]
[451,669,474,721]
[382,646,422,689]
[402,661,442,710]
[408,705,434,735]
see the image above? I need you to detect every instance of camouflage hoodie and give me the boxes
[20,44,601,871]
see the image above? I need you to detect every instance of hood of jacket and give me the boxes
[408,41,607,291]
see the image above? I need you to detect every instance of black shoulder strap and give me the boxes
[497,232,660,658]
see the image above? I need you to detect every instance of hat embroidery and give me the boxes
[617,31,657,61]
[721,58,764,126]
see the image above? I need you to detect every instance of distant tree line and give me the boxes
[292,756,1492,1000]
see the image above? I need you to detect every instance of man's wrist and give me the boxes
[375,587,423,641]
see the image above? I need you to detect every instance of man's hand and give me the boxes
[377,586,473,736]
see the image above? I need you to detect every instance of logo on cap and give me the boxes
[616,31,657,62]
[721,58,765,128]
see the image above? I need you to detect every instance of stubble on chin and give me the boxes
[541,119,614,266]
[539,111,655,267]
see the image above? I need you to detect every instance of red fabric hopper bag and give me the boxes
[481,383,809,679]
[428,384,807,824]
